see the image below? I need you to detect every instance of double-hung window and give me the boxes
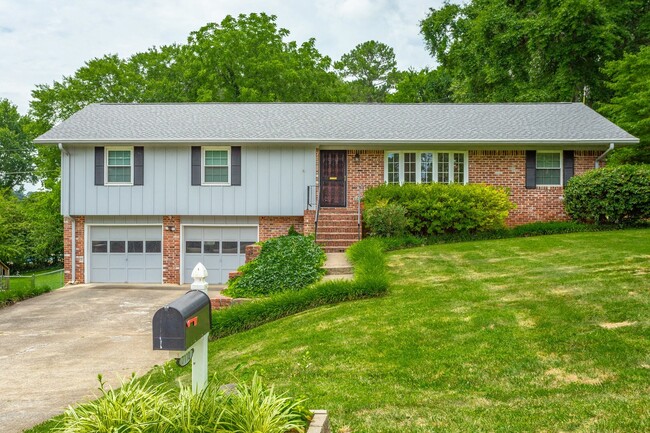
[535,151,561,186]
[106,147,133,185]
[203,147,230,185]
[385,151,467,185]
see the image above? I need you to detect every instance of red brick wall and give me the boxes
[162,215,181,284]
[303,210,316,235]
[259,216,304,241]
[575,150,601,174]
[63,216,85,284]
[346,150,385,208]
[469,150,601,225]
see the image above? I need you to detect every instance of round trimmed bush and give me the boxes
[564,164,650,224]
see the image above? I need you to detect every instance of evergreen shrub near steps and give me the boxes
[225,233,327,298]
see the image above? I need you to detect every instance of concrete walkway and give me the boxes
[0,284,187,433]
[321,252,354,281]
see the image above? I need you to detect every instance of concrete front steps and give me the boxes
[315,208,361,252]
[322,252,354,281]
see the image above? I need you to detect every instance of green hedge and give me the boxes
[363,183,515,236]
[211,239,388,339]
[564,165,650,224]
[375,221,637,252]
[225,234,326,298]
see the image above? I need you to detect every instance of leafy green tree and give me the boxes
[0,191,28,266]
[0,99,35,190]
[335,40,398,102]
[598,46,650,164]
[182,13,344,102]
[388,68,453,103]
[420,0,649,104]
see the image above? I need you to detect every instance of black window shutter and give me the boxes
[525,150,536,189]
[231,146,241,186]
[563,150,574,187]
[95,147,104,186]
[191,146,201,186]
[134,147,144,185]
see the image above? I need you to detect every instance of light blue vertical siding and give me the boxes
[66,144,317,216]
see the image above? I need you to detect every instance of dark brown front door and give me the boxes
[320,150,347,207]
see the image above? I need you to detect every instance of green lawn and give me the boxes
[32,230,650,432]
[0,268,64,306]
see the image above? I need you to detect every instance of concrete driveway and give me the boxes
[0,284,188,433]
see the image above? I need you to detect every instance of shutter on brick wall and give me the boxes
[231,146,241,186]
[525,150,536,189]
[134,146,144,185]
[95,147,104,186]
[563,150,574,187]
[191,146,201,186]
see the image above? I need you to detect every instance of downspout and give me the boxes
[58,143,74,282]
[595,143,614,168]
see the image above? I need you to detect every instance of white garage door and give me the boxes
[89,226,163,283]
[183,226,258,284]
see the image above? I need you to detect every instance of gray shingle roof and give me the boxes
[35,102,638,144]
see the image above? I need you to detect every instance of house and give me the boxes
[35,103,638,285]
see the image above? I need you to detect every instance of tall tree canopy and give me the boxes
[420,0,650,104]
[0,99,35,190]
[389,68,453,103]
[30,13,346,128]
[598,46,650,164]
[335,40,398,102]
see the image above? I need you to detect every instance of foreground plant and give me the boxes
[55,373,309,433]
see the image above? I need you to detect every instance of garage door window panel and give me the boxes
[204,241,219,254]
[110,241,125,253]
[146,241,161,253]
[186,241,202,254]
[92,241,107,253]
[222,241,238,254]
[128,241,143,253]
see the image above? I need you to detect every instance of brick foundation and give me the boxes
[162,215,181,284]
[259,216,305,241]
[63,216,85,284]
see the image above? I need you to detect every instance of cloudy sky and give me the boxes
[0,0,446,114]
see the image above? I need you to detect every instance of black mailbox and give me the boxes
[152,290,211,351]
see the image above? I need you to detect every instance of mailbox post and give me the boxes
[152,263,211,393]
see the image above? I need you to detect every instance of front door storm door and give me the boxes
[320,150,347,207]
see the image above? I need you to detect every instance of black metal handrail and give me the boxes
[314,183,322,240]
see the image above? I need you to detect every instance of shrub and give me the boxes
[226,234,326,298]
[363,201,408,237]
[564,165,650,224]
[212,238,388,339]
[363,183,514,236]
[55,374,310,433]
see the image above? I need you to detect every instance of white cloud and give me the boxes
[0,0,446,114]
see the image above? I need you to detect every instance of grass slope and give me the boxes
[31,230,650,432]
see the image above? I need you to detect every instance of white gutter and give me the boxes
[595,143,615,168]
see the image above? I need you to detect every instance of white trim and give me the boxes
[105,146,134,186]
[85,223,164,284]
[535,150,563,187]
[201,146,231,186]
[384,150,469,185]
[180,223,260,284]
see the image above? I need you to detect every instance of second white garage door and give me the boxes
[182,226,258,284]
